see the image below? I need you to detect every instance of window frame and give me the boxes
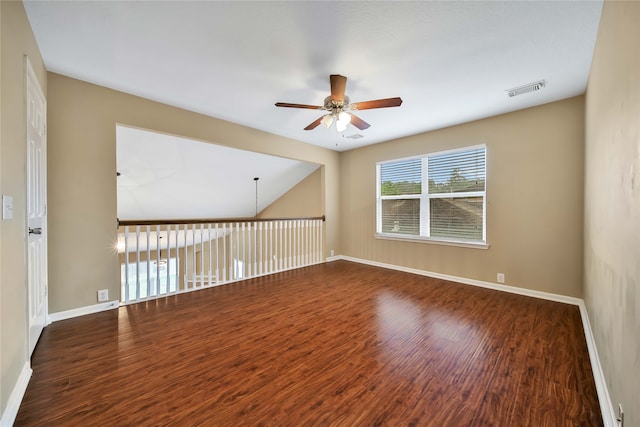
[376,144,488,249]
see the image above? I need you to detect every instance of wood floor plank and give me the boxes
[469,294,539,426]
[16,261,602,426]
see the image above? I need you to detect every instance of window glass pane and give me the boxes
[430,197,483,240]
[121,258,178,301]
[380,159,422,195]
[428,148,485,194]
[381,199,420,235]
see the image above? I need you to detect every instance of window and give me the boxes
[121,257,178,301]
[376,145,486,246]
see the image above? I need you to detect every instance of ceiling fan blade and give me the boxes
[304,116,324,131]
[350,97,403,110]
[349,113,371,130]
[275,102,323,110]
[330,74,347,103]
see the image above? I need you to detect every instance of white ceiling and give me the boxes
[24,1,603,220]
[117,125,319,220]
[24,1,603,152]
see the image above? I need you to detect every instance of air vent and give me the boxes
[343,134,364,140]
[506,80,545,98]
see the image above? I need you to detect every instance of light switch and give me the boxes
[2,195,13,220]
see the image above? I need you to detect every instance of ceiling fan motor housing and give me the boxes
[324,96,350,115]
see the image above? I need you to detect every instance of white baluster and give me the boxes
[269,221,273,273]
[207,223,213,286]
[167,225,173,294]
[222,223,227,283]
[145,225,151,299]
[155,225,161,297]
[258,222,263,276]
[183,224,189,290]
[199,223,204,288]
[214,224,219,285]
[124,226,130,303]
[253,222,258,277]
[135,226,141,300]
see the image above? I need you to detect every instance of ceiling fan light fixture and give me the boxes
[321,114,334,128]
[335,112,351,132]
[338,111,351,124]
[335,120,348,133]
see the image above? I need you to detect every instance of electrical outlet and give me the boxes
[330,249,335,257]
[497,273,505,283]
[617,404,624,427]
[97,289,109,302]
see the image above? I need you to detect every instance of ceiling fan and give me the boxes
[275,74,402,132]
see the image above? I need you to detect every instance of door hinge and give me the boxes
[42,124,47,136]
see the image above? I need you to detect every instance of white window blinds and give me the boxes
[428,147,486,194]
[379,158,422,196]
[377,145,486,244]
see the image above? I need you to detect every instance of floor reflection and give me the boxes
[375,290,479,375]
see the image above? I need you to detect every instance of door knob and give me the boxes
[28,227,42,235]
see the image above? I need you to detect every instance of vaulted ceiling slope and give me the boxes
[117,126,319,220]
[24,1,602,152]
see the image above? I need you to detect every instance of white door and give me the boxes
[26,57,48,356]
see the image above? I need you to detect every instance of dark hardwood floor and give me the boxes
[16,261,602,426]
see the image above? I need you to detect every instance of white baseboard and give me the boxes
[0,361,32,427]
[48,300,119,323]
[328,255,616,426]
[332,255,582,305]
[578,302,617,427]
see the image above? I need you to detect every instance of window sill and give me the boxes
[375,233,489,250]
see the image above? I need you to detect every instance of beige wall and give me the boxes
[0,0,47,418]
[585,1,640,423]
[47,73,340,314]
[259,166,323,218]
[339,96,585,297]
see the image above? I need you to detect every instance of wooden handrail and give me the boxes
[118,215,326,227]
